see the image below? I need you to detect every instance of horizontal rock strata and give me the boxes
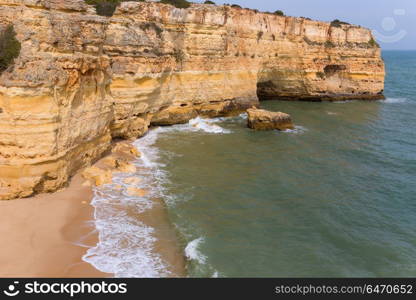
[0,0,385,199]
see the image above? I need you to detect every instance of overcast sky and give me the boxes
[196,0,416,50]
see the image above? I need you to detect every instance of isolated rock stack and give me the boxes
[0,0,384,199]
[247,108,294,131]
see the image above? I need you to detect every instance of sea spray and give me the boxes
[189,117,231,134]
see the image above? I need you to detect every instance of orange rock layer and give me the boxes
[0,0,385,199]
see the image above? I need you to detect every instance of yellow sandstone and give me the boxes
[0,1,385,199]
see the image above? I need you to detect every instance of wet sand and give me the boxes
[136,196,187,277]
[0,141,186,278]
[88,142,187,277]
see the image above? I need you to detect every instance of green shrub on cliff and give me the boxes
[330,19,350,28]
[368,37,380,48]
[274,10,285,16]
[85,0,144,17]
[159,0,191,9]
[204,0,215,4]
[0,25,21,74]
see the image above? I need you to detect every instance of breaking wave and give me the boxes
[82,143,170,277]
[185,237,207,264]
[83,117,231,277]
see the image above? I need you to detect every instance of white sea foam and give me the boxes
[384,97,407,104]
[239,112,248,120]
[82,126,174,277]
[185,237,207,264]
[333,97,408,104]
[282,125,308,134]
[83,213,168,278]
[212,271,220,278]
[83,117,230,277]
[135,117,232,136]
[332,100,351,104]
[188,117,231,134]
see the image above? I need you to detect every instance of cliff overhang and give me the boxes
[0,0,385,199]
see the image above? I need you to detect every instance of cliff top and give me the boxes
[0,0,367,31]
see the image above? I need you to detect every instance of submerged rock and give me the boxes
[247,108,294,131]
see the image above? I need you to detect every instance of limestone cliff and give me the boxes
[0,0,385,199]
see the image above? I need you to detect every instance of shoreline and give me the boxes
[82,140,187,277]
[0,140,186,278]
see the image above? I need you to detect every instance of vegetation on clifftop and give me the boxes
[84,0,288,22]
[83,0,365,41]
[330,19,350,28]
[0,25,21,74]
[273,10,285,16]
[85,0,193,15]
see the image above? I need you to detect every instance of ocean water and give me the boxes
[85,51,416,277]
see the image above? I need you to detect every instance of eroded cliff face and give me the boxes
[0,0,385,199]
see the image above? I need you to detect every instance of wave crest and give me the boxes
[185,237,207,264]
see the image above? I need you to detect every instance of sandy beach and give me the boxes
[0,174,109,277]
[82,141,187,277]
[0,141,186,278]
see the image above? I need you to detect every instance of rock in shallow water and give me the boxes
[0,0,384,199]
[247,108,294,131]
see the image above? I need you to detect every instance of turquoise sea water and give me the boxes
[85,51,416,277]
[151,51,416,277]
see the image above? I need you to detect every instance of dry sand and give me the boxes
[0,174,110,278]
[0,142,186,278]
